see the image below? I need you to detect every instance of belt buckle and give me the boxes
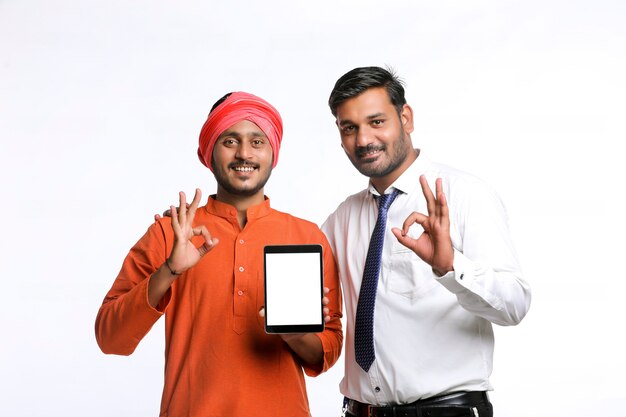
[365,404,376,417]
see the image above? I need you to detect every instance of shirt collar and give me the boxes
[204,195,273,221]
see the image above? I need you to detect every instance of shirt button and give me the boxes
[239,266,244,272]
[375,387,381,392]
[459,273,464,280]
[237,290,244,296]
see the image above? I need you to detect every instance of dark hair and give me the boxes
[210,92,233,113]
[328,66,406,117]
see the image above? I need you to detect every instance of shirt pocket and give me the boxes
[387,242,439,299]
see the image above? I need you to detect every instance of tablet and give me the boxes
[263,244,325,334]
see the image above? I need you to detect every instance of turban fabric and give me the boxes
[197,92,283,172]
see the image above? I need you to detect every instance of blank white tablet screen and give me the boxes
[265,251,322,326]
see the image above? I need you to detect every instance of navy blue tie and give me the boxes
[354,188,400,372]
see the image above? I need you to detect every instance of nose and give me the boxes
[235,141,252,160]
[355,125,373,147]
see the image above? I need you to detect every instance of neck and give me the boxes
[370,148,420,194]
[215,188,266,229]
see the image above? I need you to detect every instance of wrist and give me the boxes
[164,258,182,276]
[432,265,453,277]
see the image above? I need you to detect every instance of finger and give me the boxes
[187,188,202,223]
[259,306,265,317]
[178,191,187,225]
[170,205,181,234]
[392,227,416,251]
[163,205,186,218]
[434,178,443,218]
[391,227,404,240]
[195,226,219,256]
[435,179,450,226]
[400,212,429,235]
[419,175,436,215]
[322,287,330,306]
[154,214,162,221]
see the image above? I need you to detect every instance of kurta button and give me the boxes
[375,386,381,392]
[237,290,244,296]
[239,239,244,244]
[239,266,244,272]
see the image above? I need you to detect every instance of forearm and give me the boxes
[282,333,324,365]
[438,249,531,325]
[95,278,163,355]
[445,181,531,325]
[96,221,175,355]
[298,310,344,376]
[147,262,178,308]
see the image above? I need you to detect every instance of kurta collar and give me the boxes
[203,195,273,221]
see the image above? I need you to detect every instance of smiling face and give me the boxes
[335,87,417,192]
[211,119,273,202]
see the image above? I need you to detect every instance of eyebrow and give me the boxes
[218,130,241,139]
[337,112,386,127]
[366,112,385,120]
[218,130,267,139]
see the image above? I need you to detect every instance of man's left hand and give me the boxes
[392,175,454,276]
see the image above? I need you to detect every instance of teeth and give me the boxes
[234,166,255,172]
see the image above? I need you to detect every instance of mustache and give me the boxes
[229,160,259,169]
[355,144,385,158]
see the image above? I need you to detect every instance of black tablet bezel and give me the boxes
[263,244,325,334]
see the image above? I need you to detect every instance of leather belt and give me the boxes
[347,391,490,417]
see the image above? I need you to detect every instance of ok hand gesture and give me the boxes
[391,175,454,276]
[166,189,219,274]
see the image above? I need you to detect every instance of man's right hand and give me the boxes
[166,188,218,274]
[148,189,217,308]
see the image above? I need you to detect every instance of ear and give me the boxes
[400,104,415,134]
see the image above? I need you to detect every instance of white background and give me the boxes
[1,0,625,416]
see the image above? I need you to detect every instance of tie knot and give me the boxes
[378,188,399,211]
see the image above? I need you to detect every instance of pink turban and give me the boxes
[197,91,283,172]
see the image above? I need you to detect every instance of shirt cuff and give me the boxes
[435,249,473,294]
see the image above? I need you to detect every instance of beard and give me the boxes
[212,160,272,197]
[350,131,412,178]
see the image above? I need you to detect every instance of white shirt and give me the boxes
[321,152,531,405]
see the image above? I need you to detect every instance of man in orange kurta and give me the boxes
[95,92,343,417]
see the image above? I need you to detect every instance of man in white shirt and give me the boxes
[322,66,531,417]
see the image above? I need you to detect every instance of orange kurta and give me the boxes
[95,197,343,417]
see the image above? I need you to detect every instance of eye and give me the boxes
[221,138,238,147]
[252,139,265,147]
[341,125,356,134]
[371,119,384,126]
